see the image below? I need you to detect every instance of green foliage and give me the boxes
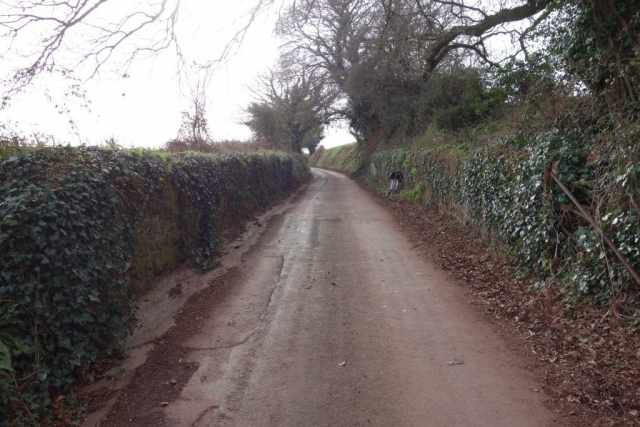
[308,143,364,175]
[367,132,639,304]
[461,133,593,272]
[488,53,558,106]
[400,182,425,203]
[346,70,496,144]
[245,102,287,150]
[546,0,640,118]
[0,147,309,423]
[428,73,490,131]
[244,69,335,154]
[0,306,29,375]
[302,127,324,155]
[313,0,640,314]
[0,136,33,158]
[245,100,328,154]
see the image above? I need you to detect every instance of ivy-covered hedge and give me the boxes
[368,134,639,303]
[0,147,309,423]
[311,135,639,308]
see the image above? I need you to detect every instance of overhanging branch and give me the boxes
[422,0,552,79]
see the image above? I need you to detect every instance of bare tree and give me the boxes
[164,76,214,152]
[277,0,552,83]
[276,0,389,140]
[179,78,211,144]
[415,0,552,78]
[274,0,553,143]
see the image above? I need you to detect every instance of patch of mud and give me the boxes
[94,262,248,426]
[80,184,310,426]
[100,345,197,427]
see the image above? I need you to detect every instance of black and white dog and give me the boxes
[386,170,403,195]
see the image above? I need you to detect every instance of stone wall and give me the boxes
[128,182,185,293]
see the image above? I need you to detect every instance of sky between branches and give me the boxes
[0,0,353,148]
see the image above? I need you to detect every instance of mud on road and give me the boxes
[83,169,571,427]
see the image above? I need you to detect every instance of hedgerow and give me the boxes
[361,131,640,307]
[0,146,309,424]
[308,143,364,175]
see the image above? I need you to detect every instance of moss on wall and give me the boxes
[128,182,185,293]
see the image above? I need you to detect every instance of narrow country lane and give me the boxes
[97,168,559,427]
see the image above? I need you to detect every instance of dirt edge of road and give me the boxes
[78,183,313,427]
[352,176,639,427]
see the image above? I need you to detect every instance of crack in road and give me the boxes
[187,328,259,351]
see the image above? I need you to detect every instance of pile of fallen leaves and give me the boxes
[377,194,640,427]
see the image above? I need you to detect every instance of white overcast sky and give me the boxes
[0,0,352,149]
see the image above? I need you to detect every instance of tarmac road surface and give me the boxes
[98,168,558,427]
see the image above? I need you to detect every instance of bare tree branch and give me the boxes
[0,0,276,107]
[421,0,552,78]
